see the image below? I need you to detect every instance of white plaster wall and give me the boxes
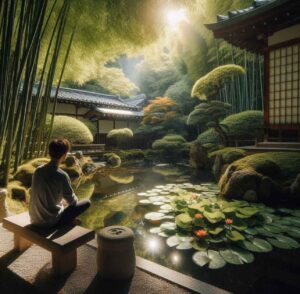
[128,121,140,130]
[268,24,300,46]
[115,120,128,129]
[98,120,114,133]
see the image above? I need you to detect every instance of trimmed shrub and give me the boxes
[104,153,122,168]
[198,110,263,145]
[49,115,93,144]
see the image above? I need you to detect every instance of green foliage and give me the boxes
[191,64,245,100]
[48,115,93,144]
[164,75,196,115]
[107,128,133,139]
[197,110,264,145]
[117,149,145,161]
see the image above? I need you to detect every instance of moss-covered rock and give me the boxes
[104,153,122,168]
[209,148,246,164]
[189,141,210,170]
[219,152,300,203]
[118,149,145,161]
[14,164,36,187]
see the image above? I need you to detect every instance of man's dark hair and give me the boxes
[49,139,71,160]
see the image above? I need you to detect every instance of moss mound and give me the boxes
[209,148,246,164]
[104,153,122,168]
[198,110,263,145]
[118,149,145,161]
[49,115,93,144]
[219,152,300,203]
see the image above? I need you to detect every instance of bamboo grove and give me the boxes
[0,0,73,186]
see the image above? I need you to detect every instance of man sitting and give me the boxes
[29,139,90,227]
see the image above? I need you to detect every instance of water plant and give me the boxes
[142,183,300,269]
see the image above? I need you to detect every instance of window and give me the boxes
[269,43,300,125]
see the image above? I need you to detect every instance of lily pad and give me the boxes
[175,213,193,230]
[149,227,161,234]
[207,250,226,269]
[220,249,243,265]
[226,230,245,242]
[139,199,152,205]
[252,238,272,252]
[192,251,210,267]
[275,235,299,249]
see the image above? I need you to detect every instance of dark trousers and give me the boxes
[56,199,91,227]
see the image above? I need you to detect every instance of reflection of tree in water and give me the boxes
[79,191,151,231]
[109,173,134,184]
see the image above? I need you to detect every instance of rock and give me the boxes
[106,153,121,168]
[14,164,35,187]
[82,162,97,175]
[243,190,258,202]
[257,176,273,201]
[255,159,281,178]
[189,141,210,170]
[291,173,300,197]
[75,151,84,159]
[220,168,261,199]
[64,155,76,167]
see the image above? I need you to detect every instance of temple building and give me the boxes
[206,0,300,143]
[47,87,144,143]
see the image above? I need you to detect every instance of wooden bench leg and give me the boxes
[14,234,32,251]
[52,249,77,275]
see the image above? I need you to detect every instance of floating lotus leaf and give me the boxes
[139,199,151,206]
[152,201,165,206]
[275,235,299,249]
[231,219,248,231]
[237,207,258,217]
[137,192,148,197]
[226,230,245,241]
[192,240,208,251]
[278,208,293,214]
[208,236,224,243]
[220,249,243,265]
[166,235,180,247]
[203,210,225,223]
[160,204,173,211]
[264,224,284,234]
[192,251,210,267]
[208,227,224,235]
[255,227,275,237]
[207,250,226,269]
[160,222,176,233]
[222,207,237,213]
[176,242,193,250]
[286,227,300,238]
[267,238,291,249]
[287,217,300,227]
[144,212,165,222]
[240,240,264,252]
[252,238,272,252]
[229,246,254,264]
[149,227,161,234]
[244,228,258,235]
[175,213,193,230]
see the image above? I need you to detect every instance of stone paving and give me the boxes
[0,225,192,294]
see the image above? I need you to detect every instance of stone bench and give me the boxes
[2,212,94,275]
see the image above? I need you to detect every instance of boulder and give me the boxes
[243,189,257,202]
[64,155,76,167]
[212,154,223,180]
[75,151,84,159]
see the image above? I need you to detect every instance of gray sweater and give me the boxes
[29,163,78,227]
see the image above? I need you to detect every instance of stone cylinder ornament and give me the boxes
[97,226,135,280]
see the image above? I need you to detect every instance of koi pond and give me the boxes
[74,163,300,293]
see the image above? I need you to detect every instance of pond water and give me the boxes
[74,163,300,293]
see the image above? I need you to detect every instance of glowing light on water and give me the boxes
[171,252,181,265]
[166,9,187,27]
[146,237,161,253]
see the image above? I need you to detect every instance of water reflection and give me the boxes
[145,236,162,253]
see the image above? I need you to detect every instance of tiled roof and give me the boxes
[216,0,275,22]
[95,107,143,118]
[50,87,137,109]
[126,94,147,107]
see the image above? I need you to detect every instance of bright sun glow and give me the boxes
[147,237,160,253]
[166,9,187,26]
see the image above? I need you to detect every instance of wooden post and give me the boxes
[52,249,77,275]
[14,234,32,251]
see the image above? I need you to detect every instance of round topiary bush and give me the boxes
[49,115,93,144]
[197,110,263,145]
